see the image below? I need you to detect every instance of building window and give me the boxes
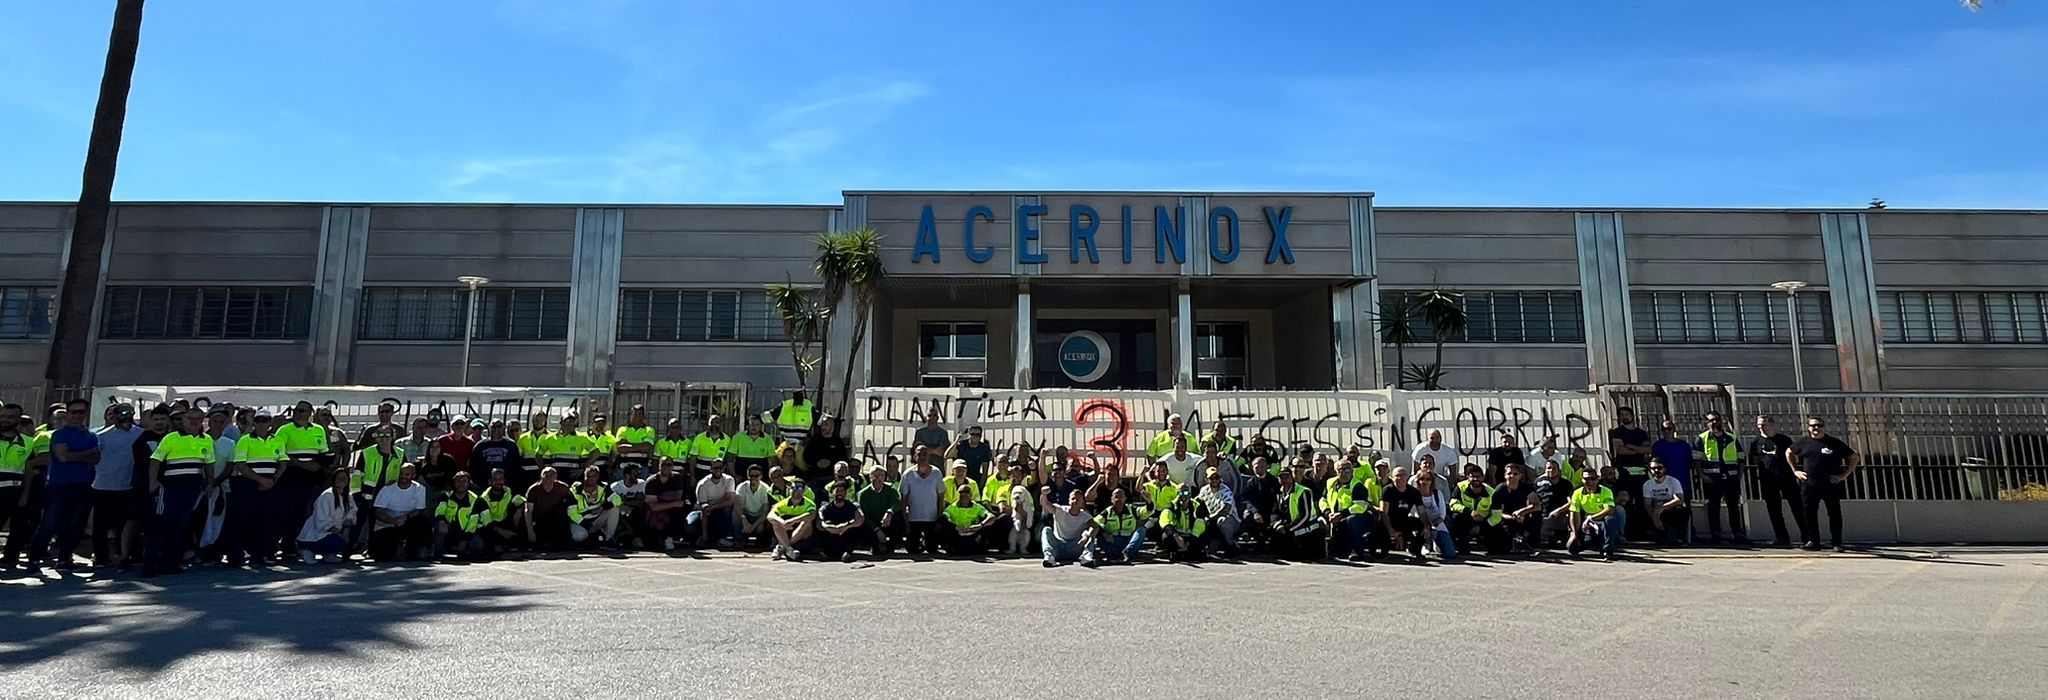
[618,289,784,342]
[919,375,985,388]
[1385,290,1585,344]
[359,287,569,341]
[1632,290,1834,344]
[0,286,55,339]
[1195,322,1247,389]
[101,286,312,340]
[919,322,988,359]
[1881,290,2048,343]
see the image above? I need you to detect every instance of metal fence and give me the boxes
[1736,392,2048,501]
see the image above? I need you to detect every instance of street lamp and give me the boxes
[457,276,491,386]
[1771,280,1809,391]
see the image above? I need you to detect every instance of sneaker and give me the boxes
[771,546,787,561]
[1833,545,1848,553]
[662,537,676,552]
[1081,559,1101,568]
[1800,542,1823,551]
[716,538,735,549]
[840,552,855,563]
[301,550,318,565]
[1042,560,1058,568]
[787,550,803,563]
[1603,552,1616,562]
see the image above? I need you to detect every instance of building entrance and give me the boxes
[1034,319,1160,389]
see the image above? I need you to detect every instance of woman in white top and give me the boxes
[298,469,357,564]
[1412,472,1458,561]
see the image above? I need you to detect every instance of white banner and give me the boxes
[853,388,1607,472]
[95,385,609,433]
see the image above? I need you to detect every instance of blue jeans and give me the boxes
[1090,532,1144,562]
[1330,514,1377,557]
[683,509,738,541]
[29,482,92,567]
[1430,529,1459,559]
[1041,526,1084,563]
[1572,515,1625,556]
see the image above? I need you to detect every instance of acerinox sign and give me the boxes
[1057,331,1111,384]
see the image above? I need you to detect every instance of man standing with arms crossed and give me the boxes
[1787,417,1859,552]
[1607,406,1653,542]
[1747,415,1804,548]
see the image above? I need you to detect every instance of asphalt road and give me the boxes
[5,548,2048,698]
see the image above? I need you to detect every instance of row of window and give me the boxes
[1,286,2044,346]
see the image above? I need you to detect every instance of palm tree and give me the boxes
[1373,294,1417,388]
[45,0,147,397]
[811,231,850,407]
[1414,288,1467,389]
[830,227,887,417]
[764,278,821,389]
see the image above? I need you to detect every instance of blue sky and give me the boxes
[1,1,2041,207]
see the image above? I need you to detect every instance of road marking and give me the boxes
[1793,561,1929,639]
[1984,563,2048,635]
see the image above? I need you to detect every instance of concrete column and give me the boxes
[1820,213,1884,391]
[1174,288,1195,389]
[1575,212,1639,386]
[308,205,371,384]
[566,207,624,387]
[1014,281,1033,389]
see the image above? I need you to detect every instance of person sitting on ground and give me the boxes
[1643,457,1688,546]
[297,468,357,564]
[1492,464,1541,554]
[1038,485,1093,568]
[998,463,1035,556]
[1238,456,1279,553]
[1138,462,1179,544]
[1322,460,1378,561]
[642,455,695,551]
[941,484,995,557]
[1448,463,1496,554]
[568,466,624,548]
[611,463,652,549]
[433,471,484,559]
[1378,467,1424,558]
[1568,469,1623,561]
[857,466,903,557]
[768,478,818,561]
[1413,469,1458,561]
[474,468,526,558]
[734,465,777,550]
[1536,460,1575,549]
[1195,467,1240,557]
[814,480,866,563]
[1161,490,1216,563]
[369,462,431,562]
[1268,467,1324,562]
[1087,486,1146,565]
[523,466,573,551]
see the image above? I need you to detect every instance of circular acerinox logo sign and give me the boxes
[1057,330,1111,383]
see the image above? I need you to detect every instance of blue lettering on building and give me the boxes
[904,202,1298,268]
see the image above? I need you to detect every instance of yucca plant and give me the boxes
[830,227,887,417]
[811,231,851,408]
[1374,294,1418,388]
[1415,288,1467,383]
[764,278,821,388]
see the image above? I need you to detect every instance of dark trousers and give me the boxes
[2,482,38,562]
[1758,469,1807,544]
[29,482,92,567]
[1376,517,1424,556]
[370,516,432,560]
[1616,472,1649,540]
[1702,472,1745,538]
[942,527,984,556]
[530,505,571,550]
[815,527,857,559]
[144,482,204,572]
[227,478,285,563]
[89,488,134,564]
[905,520,939,554]
[1450,513,1487,551]
[978,513,1013,551]
[864,517,904,555]
[1800,481,1844,548]
[1328,514,1378,558]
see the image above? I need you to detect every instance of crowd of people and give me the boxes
[0,389,1864,578]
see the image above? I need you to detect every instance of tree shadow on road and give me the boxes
[0,564,532,676]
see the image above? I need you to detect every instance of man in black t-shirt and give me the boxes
[1376,468,1424,557]
[1534,460,1574,548]
[470,420,520,484]
[1485,432,1527,484]
[1607,407,1652,542]
[814,481,866,563]
[1747,415,1803,547]
[1786,417,1860,552]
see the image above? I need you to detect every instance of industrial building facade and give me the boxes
[0,192,2043,395]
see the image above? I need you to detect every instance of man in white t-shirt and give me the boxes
[1157,435,1202,489]
[1642,457,1688,545]
[732,465,776,549]
[692,461,738,548]
[370,463,430,561]
[610,464,650,548]
[1411,429,1460,486]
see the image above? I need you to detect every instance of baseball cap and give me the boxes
[112,404,135,418]
[949,459,968,470]
[253,409,274,420]
[470,418,486,428]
